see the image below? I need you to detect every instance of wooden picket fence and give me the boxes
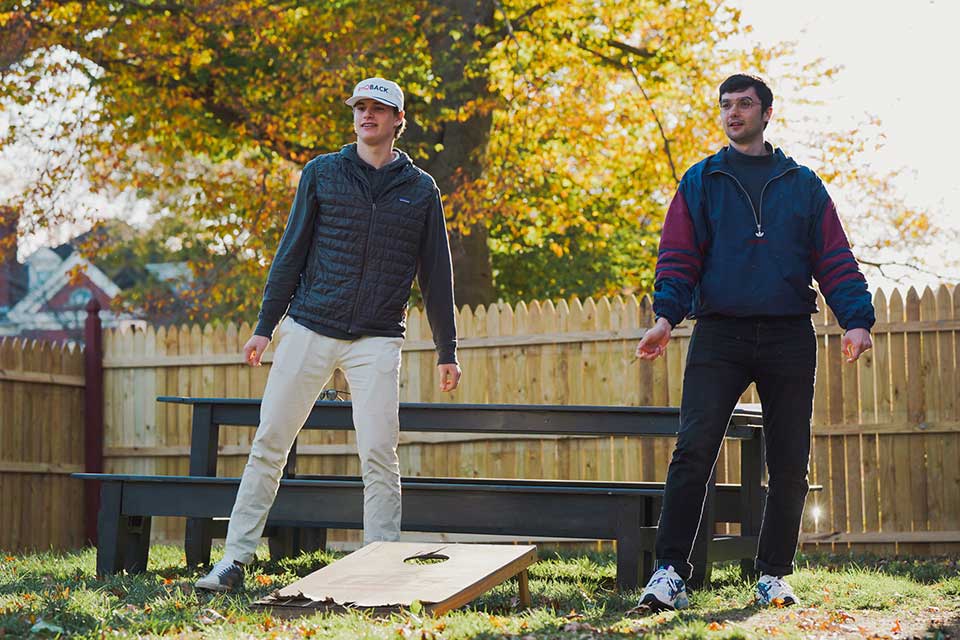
[94,284,960,554]
[2,284,958,555]
[0,337,86,552]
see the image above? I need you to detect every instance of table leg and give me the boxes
[121,515,152,574]
[186,404,218,567]
[517,570,531,608]
[185,519,213,567]
[615,499,643,591]
[96,482,123,577]
[739,435,764,582]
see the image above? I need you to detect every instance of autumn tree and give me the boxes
[1,0,949,323]
[2,0,517,315]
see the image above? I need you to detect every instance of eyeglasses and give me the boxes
[719,97,760,112]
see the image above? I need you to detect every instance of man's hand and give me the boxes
[243,335,271,367]
[636,317,673,361]
[438,363,461,392]
[842,328,872,363]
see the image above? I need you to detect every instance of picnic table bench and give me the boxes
[75,397,766,591]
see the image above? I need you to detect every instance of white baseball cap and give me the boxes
[345,77,404,111]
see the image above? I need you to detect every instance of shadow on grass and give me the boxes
[926,609,960,639]
[798,551,960,583]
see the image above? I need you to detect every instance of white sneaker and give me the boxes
[638,565,689,611]
[755,574,799,606]
[195,558,245,592]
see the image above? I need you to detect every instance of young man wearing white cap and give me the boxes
[197,77,461,592]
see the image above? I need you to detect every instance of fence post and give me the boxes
[84,298,104,545]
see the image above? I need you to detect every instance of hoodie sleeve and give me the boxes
[417,185,458,365]
[811,183,875,331]
[652,179,707,327]
[254,161,318,338]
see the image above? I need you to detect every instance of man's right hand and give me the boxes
[636,317,672,360]
[243,335,271,367]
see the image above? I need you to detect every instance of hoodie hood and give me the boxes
[340,143,413,173]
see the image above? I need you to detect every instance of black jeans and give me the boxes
[654,315,817,580]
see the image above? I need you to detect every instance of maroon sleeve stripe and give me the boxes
[820,270,866,297]
[813,199,867,296]
[655,191,702,286]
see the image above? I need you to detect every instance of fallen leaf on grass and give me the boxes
[830,610,856,624]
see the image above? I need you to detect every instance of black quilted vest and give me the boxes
[285,148,438,335]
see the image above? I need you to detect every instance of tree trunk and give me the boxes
[407,0,497,310]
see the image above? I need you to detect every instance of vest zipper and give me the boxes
[344,161,420,332]
[349,201,377,332]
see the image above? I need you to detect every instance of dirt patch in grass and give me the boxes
[702,604,959,639]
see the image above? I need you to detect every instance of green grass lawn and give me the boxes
[2,545,958,639]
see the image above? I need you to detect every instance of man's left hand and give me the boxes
[438,363,461,392]
[842,328,872,363]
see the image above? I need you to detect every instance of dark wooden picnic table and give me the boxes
[76,398,766,590]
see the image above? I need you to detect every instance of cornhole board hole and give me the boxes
[253,541,537,617]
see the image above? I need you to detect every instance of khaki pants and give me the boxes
[223,317,404,564]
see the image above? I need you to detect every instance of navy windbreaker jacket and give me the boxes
[652,146,875,331]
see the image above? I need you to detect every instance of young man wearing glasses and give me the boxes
[196,77,461,592]
[635,74,874,610]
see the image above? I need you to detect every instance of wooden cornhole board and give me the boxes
[253,541,537,617]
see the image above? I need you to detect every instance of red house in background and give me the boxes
[2,248,144,343]
[0,211,145,344]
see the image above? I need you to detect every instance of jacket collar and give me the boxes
[339,143,420,188]
[704,143,797,175]
[341,143,413,171]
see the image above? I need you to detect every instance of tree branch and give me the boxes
[626,66,680,185]
[858,257,959,283]
[607,39,657,60]
[575,42,679,185]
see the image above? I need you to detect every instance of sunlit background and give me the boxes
[736,0,960,290]
[2,1,957,292]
